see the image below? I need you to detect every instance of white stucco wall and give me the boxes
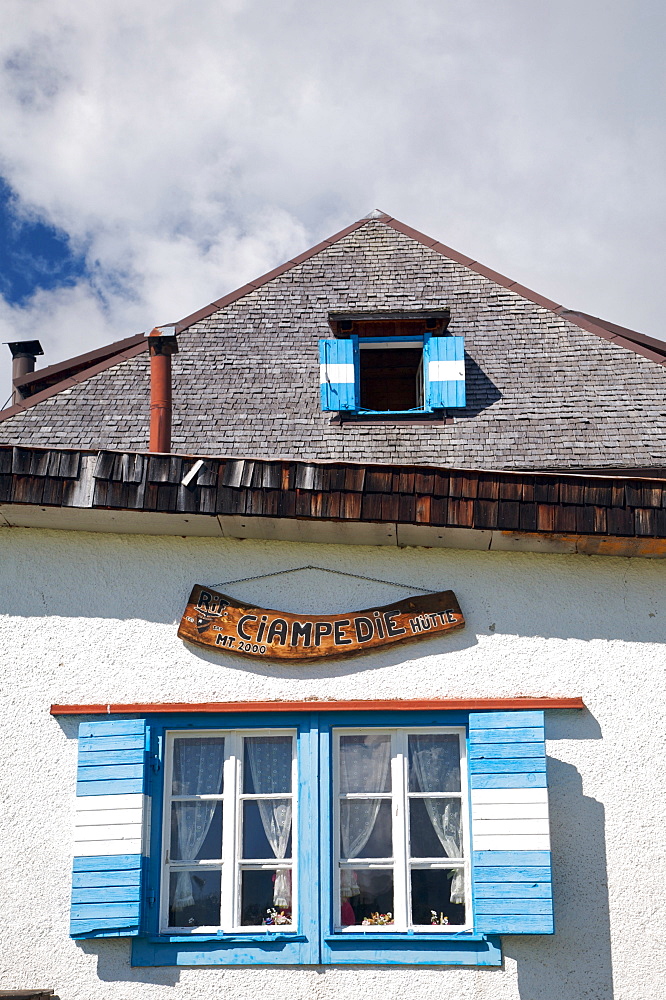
[0,526,664,1000]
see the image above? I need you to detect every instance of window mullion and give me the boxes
[391,730,409,931]
[159,733,175,932]
[219,731,238,930]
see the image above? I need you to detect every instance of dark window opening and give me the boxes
[359,348,423,411]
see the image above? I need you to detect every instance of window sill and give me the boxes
[147,932,308,944]
[325,930,487,942]
[330,413,453,426]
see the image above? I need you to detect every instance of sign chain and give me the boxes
[210,564,436,594]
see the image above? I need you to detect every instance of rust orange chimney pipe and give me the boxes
[147,327,178,453]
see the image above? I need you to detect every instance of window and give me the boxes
[319,313,466,414]
[162,730,296,933]
[71,709,553,967]
[334,729,469,932]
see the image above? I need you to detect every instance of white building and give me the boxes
[0,212,663,1000]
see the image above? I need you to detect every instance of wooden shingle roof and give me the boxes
[1,213,665,472]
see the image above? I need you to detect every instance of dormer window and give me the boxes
[319,312,465,415]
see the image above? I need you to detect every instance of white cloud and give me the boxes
[0,0,664,401]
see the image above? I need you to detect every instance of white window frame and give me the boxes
[332,726,471,933]
[160,728,298,934]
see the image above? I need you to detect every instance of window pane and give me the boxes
[408,734,461,792]
[240,869,293,926]
[410,868,466,926]
[172,737,225,796]
[171,801,223,861]
[243,735,293,794]
[409,798,462,859]
[168,869,221,928]
[242,799,292,860]
[339,868,394,926]
[339,734,391,793]
[340,799,392,859]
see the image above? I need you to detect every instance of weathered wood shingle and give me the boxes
[0,220,664,472]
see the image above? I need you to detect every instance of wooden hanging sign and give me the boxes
[178,584,464,661]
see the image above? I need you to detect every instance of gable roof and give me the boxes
[0,212,665,472]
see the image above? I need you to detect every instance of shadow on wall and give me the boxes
[178,619,479,681]
[506,710,614,1000]
[79,939,181,987]
[458,353,502,417]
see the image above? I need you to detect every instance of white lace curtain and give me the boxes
[172,738,225,912]
[410,735,464,905]
[339,736,391,897]
[246,737,293,909]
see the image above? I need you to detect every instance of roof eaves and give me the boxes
[172,217,371,333]
[379,216,666,366]
[0,341,148,425]
[13,332,147,393]
[561,311,666,358]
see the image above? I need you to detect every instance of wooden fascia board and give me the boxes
[172,218,371,334]
[0,341,149,424]
[12,333,146,392]
[50,697,585,715]
[377,215,666,368]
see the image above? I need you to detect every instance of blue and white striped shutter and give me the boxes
[319,339,358,411]
[71,719,149,938]
[424,336,466,409]
[469,711,554,934]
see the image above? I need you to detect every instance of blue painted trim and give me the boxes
[469,711,545,729]
[72,901,141,919]
[73,885,142,904]
[469,741,546,759]
[78,762,145,781]
[472,867,551,882]
[476,914,554,934]
[470,711,553,936]
[71,720,148,939]
[73,854,143,872]
[123,708,556,962]
[471,772,547,789]
[74,870,143,888]
[317,714,498,966]
[475,899,551,915]
[72,921,141,939]
[474,883,551,899]
[319,338,358,411]
[474,850,551,867]
[78,735,145,753]
[142,716,319,966]
[132,937,324,967]
[469,757,547,774]
[322,938,502,966]
[423,333,466,409]
[78,747,145,766]
[469,727,544,743]
[79,720,146,738]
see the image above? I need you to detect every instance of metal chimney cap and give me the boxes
[4,340,44,359]
[146,327,178,356]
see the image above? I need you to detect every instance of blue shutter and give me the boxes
[319,339,358,411]
[71,719,149,939]
[424,335,466,409]
[469,710,554,934]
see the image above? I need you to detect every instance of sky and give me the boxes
[0,0,664,405]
